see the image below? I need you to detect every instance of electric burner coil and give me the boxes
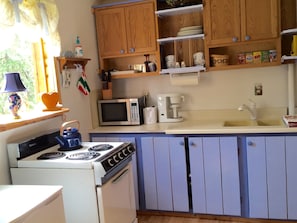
[88,144,113,151]
[37,152,66,160]
[66,151,100,160]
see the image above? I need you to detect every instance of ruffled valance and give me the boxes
[0,0,60,53]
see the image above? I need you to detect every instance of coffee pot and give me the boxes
[157,93,184,123]
[291,35,297,56]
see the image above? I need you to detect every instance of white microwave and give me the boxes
[98,97,145,126]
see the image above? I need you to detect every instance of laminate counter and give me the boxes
[0,185,66,223]
[89,108,297,135]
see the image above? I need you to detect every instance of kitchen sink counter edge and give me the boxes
[89,107,297,134]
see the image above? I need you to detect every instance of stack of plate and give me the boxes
[177,26,203,37]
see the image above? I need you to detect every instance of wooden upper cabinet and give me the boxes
[125,2,157,54]
[95,8,127,57]
[204,0,280,46]
[241,0,279,41]
[204,0,241,45]
[95,1,157,58]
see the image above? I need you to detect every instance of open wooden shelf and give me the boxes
[54,57,91,70]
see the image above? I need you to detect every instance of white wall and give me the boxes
[112,65,290,110]
[55,0,100,140]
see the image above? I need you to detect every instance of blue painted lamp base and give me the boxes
[8,93,22,119]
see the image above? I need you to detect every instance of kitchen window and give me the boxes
[0,36,57,115]
[0,0,64,130]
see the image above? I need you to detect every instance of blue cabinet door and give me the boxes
[141,136,188,211]
[285,136,297,220]
[246,136,287,219]
[190,136,240,216]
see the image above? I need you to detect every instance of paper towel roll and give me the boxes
[170,72,199,86]
[143,106,158,124]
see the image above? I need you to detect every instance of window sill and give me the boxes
[0,108,69,132]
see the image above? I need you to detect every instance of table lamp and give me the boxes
[2,72,26,119]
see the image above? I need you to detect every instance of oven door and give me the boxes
[96,162,137,223]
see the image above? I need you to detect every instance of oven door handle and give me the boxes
[112,168,129,184]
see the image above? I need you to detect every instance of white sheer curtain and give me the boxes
[0,0,61,54]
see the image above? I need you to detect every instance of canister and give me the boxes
[143,106,158,124]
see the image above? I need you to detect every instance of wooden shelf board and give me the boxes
[111,71,160,79]
[208,62,281,71]
[0,108,69,132]
[156,4,203,16]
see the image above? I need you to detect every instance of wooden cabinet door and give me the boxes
[189,137,240,216]
[241,0,279,41]
[204,0,241,45]
[125,2,157,54]
[204,0,279,45]
[95,8,127,57]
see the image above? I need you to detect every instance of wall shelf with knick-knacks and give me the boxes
[54,57,91,71]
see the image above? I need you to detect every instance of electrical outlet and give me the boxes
[255,83,263,96]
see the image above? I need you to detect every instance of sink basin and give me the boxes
[256,119,284,126]
[223,120,258,127]
[223,119,283,127]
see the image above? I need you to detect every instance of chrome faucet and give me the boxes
[238,99,257,120]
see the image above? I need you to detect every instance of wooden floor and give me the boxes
[137,212,297,223]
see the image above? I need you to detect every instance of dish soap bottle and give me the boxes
[74,36,83,58]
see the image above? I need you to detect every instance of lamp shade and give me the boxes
[2,72,26,93]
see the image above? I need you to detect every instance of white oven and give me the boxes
[7,130,138,223]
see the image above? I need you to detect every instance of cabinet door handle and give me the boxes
[245,35,251,41]
[179,141,184,146]
[247,141,254,146]
[232,37,238,42]
[189,141,196,147]
[120,49,125,54]
[129,48,135,53]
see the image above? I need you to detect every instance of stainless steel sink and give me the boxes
[223,119,283,127]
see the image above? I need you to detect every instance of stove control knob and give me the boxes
[123,148,128,156]
[118,151,123,159]
[113,154,119,163]
[127,145,134,153]
[108,158,114,167]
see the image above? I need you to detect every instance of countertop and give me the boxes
[89,108,297,135]
[0,185,63,223]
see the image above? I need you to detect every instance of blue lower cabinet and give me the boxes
[246,136,297,220]
[189,136,241,216]
[141,136,189,212]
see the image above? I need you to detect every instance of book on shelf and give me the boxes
[282,115,297,127]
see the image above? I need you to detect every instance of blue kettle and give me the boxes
[55,120,82,150]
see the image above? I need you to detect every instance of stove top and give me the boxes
[7,131,135,185]
[16,142,124,169]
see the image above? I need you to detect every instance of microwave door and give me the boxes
[99,101,131,125]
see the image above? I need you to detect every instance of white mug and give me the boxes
[193,52,205,65]
[166,60,175,68]
[165,55,175,62]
